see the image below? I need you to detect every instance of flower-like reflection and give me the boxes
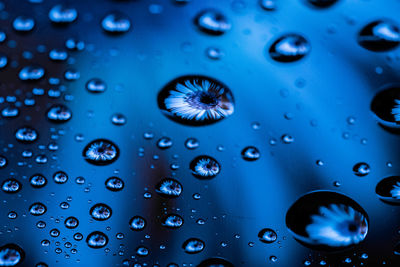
[391,99,400,122]
[190,156,221,179]
[163,77,234,125]
[83,139,119,165]
[390,182,400,199]
[305,204,368,247]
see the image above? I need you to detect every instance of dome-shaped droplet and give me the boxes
[185,138,200,149]
[307,0,338,8]
[0,156,7,168]
[101,12,131,33]
[260,0,276,11]
[197,258,234,267]
[0,244,24,266]
[15,126,38,143]
[49,49,68,61]
[65,216,79,229]
[86,78,107,93]
[258,228,277,243]
[47,104,72,123]
[13,16,35,32]
[83,139,119,165]
[241,146,261,161]
[358,20,400,52]
[30,174,47,188]
[29,203,47,216]
[105,177,124,191]
[90,203,112,221]
[194,9,231,35]
[182,238,205,254]
[53,171,68,184]
[269,34,310,62]
[86,231,108,249]
[129,216,146,231]
[190,155,221,179]
[2,106,19,118]
[136,246,149,257]
[155,178,182,198]
[19,65,45,81]
[371,86,400,130]
[286,191,368,250]
[158,75,234,126]
[49,5,78,24]
[162,214,184,229]
[206,47,224,60]
[157,137,173,149]
[353,162,370,177]
[111,113,126,126]
[0,53,8,69]
[1,179,22,194]
[375,176,400,205]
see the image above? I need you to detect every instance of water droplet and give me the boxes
[29,203,47,216]
[47,105,72,123]
[49,49,68,61]
[111,113,126,126]
[0,156,6,168]
[136,246,149,257]
[83,139,119,165]
[375,176,400,205]
[2,106,19,118]
[86,78,107,93]
[358,20,400,52]
[182,238,205,254]
[53,171,68,184]
[1,179,21,194]
[281,134,294,144]
[269,34,310,62]
[353,162,370,177]
[65,217,79,229]
[206,47,224,60]
[307,0,338,7]
[260,0,276,11]
[129,216,146,231]
[19,65,45,81]
[185,138,199,149]
[0,244,24,266]
[105,177,124,192]
[190,155,221,179]
[161,214,184,229]
[194,10,231,35]
[258,228,277,243]
[158,75,234,126]
[86,231,108,249]
[13,16,35,32]
[157,137,173,149]
[286,191,368,250]
[90,203,112,221]
[155,178,182,198]
[30,174,47,188]
[197,258,234,267]
[241,146,261,161]
[371,86,400,130]
[102,12,131,34]
[49,5,78,24]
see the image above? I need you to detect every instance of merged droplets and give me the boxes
[241,146,261,161]
[190,155,221,179]
[129,216,146,231]
[30,174,47,188]
[101,12,131,33]
[15,127,37,143]
[1,179,22,194]
[83,139,119,165]
[158,75,234,126]
[371,86,400,130]
[258,228,277,244]
[90,203,112,221]
[162,214,184,229]
[182,238,205,254]
[194,9,231,35]
[0,244,24,266]
[49,5,78,24]
[13,16,35,32]
[286,191,368,250]
[19,65,45,81]
[269,34,310,62]
[105,177,124,191]
[47,104,72,123]
[155,178,182,198]
[86,231,108,249]
[86,78,107,93]
[375,176,400,205]
[29,203,47,216]
[358,20,400,52]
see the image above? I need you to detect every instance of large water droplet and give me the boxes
[190,155,221,179]
[155,178,182,198]
[30,174,47,188]
[90,203,112,221]
[1,179,22,194]
[15,127,38,143]
[375,176,400,205]
[269,34,310,62]
[83,139,119,165]
[358,20,400,52]
[371,86,400,130]
[182,238,205,254]
[0,244,24,266]
[86,231,108,248]
[158,75,234,126]
[53,171,68,184]
[194,9,231,35]
[29,203,47,216]
[129,216,146,231]
[286,191,368,250]
[64,217,79,229]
